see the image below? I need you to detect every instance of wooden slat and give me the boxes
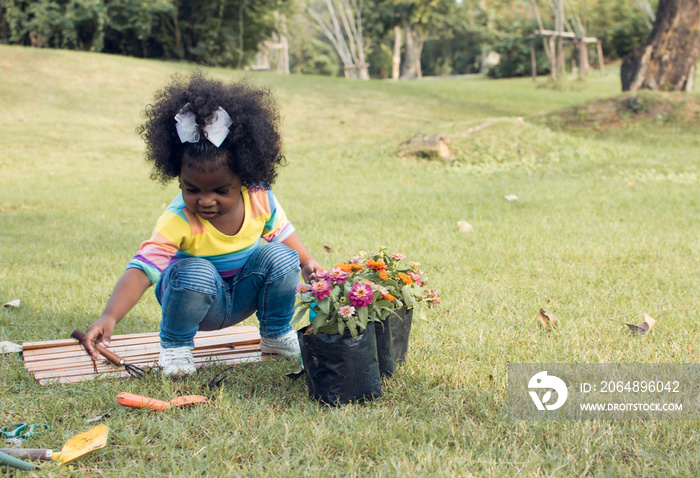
[22,334,260,364]
[36,353,266,384]
[23,343,263,371]
[32,351,264,381]
[22,326,264,385]
[22,326,259,357]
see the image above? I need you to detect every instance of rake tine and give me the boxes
[124,363,147,378]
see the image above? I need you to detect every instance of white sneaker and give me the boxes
[159,346,196,376]
[260,330,300,359]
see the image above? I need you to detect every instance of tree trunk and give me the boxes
[392,25,401,80]
[400,18,419,79]
[415,30,426,79]
[621,0,700,92]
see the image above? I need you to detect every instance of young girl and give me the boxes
[83,72,323,376]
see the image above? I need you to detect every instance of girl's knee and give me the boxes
[166,258,220,295]
[254,243,300,282]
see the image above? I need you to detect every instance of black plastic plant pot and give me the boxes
[375,308,413,378]
[298,322,382,406]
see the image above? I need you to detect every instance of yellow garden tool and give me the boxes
[0,424,109,464]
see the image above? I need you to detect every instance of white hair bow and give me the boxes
[174,104,233,148]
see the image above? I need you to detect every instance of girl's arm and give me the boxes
[282,232,324,283]
[83,268,153,361]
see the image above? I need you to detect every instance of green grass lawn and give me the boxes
[1,45,699,476]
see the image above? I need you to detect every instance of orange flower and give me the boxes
[397,272,413,285]
[366,259,387,271]
[382,293,395,302]
[379,271,388,280]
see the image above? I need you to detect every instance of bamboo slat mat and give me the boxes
[22,326,263,384]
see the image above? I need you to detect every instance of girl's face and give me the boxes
[179,163,243,228]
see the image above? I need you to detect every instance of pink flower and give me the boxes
[326,267,349,284]
[338,305,355,318]
[391,252,406,260]
[310,280,332,300]
[348,282,374,308]
[408,271,423,286]
[296,283,311,294]
[424,289,440,308]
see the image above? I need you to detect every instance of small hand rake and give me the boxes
[71,329,146,378]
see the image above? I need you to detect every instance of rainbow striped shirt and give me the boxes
[127,187,295,284]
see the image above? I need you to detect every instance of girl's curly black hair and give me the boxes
[137,71,285,188]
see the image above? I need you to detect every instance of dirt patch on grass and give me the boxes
[537,92,700,133]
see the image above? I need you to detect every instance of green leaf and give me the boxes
[381,307,399,319]
[418,307,427,322]
[337,320,345,335]
[318,297,330,315]
[357,306,368,325]
[312,311,328,332]
[401,285,416,307]
[347,317,358,337]
[291,306,308,327]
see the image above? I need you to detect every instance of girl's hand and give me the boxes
[301,259,325,283]
[83,316,118,362]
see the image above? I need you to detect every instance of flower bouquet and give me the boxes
[293,248,440,337]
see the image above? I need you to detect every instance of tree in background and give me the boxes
[307,0,369,79]
[365,0,462,79]
[0,0,290,67]
[621,0,700,92]
[285,1,340,75]
[2,0,681,80]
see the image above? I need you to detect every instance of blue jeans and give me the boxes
[155,242,300,348]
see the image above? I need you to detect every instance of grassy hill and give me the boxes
[1,45,699,476]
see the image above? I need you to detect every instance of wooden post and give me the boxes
[596,40,606,76]
[549,36,557,79]
[578,40,589,77]
[555,0,565,76]
[531,36,537,81]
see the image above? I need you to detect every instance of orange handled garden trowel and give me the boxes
[0,424,109,465]
[117,392,208,411]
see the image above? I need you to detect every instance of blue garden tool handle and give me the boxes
[0,423,28,438]
[0,449,40,471]
[23,423,50,438]
[1,423,50,439]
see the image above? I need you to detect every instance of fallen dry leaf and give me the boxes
[536,308,559,330]
[457,221,473,233]
[626,313,657,335]
[3,299,20,308]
